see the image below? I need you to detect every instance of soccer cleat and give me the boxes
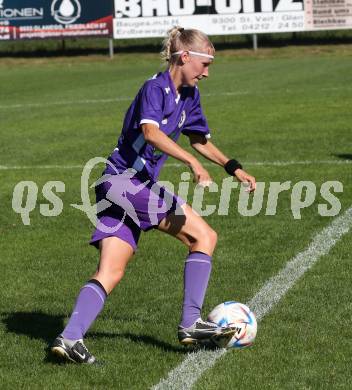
[51,335,96,364]
[178,318,236,347]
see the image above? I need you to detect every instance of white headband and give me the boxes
[172,50,214,59]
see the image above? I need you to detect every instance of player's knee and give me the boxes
[191,225,217,253]
[102,267,125,290]
[98,258,127,285]
[210,228,218,246]
[111,269,125,285]
[206,227,218,249]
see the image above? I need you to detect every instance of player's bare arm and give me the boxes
[141,123,212,185]
[189,133,256,191]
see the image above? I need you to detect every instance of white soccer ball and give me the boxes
[207,301,257,348]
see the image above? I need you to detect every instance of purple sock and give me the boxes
[180,251,212,328]
[62,280,107,341]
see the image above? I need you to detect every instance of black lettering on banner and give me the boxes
[115,0,304,18]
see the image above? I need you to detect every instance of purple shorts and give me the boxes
[90,170,185,251]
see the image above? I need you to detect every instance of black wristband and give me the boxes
[224,159,243,176]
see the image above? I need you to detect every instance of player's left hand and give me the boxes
[234,169,256,192]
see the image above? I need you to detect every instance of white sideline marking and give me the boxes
[0,160,351,171]
[152,206,352,390]
[0,165,83,170]
[0,86,349,110]
[0,97,131,110]
[0,92,247,110]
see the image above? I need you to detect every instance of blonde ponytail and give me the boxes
[161,26,214,64]
[160,26,184,62]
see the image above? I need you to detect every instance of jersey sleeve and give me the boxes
[138,81,164,128]
[182,87,211,139]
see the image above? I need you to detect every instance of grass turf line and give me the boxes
[152,206,352,390]
[0,47,351,388]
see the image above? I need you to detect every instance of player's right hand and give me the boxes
[190,160,213,187]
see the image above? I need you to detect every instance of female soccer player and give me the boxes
[51,26,256,364]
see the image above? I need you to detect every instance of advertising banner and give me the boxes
[113,0,352,38]
[0,0,113,40]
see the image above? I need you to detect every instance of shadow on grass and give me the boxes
[2,311,64,343]
[89,331,186,354]
[333,153,352,160]
[1,311,187,363]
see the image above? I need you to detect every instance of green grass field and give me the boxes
[0,45,351,389]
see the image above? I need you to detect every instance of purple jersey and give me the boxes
[106,70,211,180]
